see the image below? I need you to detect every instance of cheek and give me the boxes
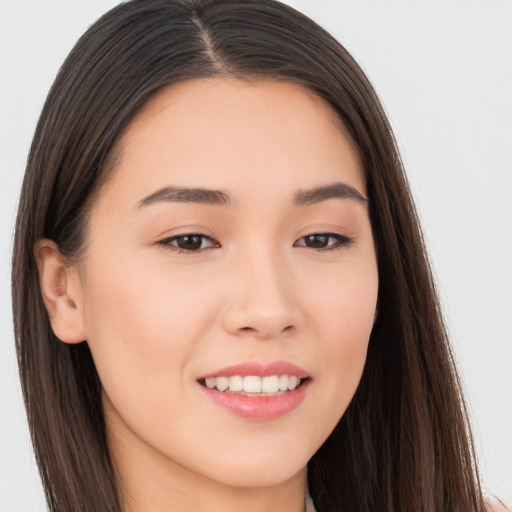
[326,266,377,362]
[303,262,377,436]
[83,253,218,347]
[80,257,221,414]
[305,256,378,348]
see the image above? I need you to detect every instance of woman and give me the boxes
[11,0,491,510]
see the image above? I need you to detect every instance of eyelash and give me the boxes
[157,232,354,254]
[294,233,354,251]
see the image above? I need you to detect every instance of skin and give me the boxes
[36,79,379,512]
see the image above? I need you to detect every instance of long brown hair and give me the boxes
[12,0,485,510]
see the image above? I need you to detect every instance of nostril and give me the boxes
[238,325,295,336]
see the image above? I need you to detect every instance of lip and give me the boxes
[199,360,310,380]
[198,379,310,420]
[198,360,311,421]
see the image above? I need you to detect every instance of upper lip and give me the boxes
[199,360,310,380]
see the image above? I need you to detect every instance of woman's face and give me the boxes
[73,79,378,489]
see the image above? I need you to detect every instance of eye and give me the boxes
[158,233,219,253]
[294,233,354,251]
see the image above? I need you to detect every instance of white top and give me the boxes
[305,489,317,512]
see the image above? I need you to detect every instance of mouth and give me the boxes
[197,361,311,420]
[198,375,309,396]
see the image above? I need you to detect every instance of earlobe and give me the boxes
[34,239,86,344]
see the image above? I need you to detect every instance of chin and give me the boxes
[204,460,308,489]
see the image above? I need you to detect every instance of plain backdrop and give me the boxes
[1,1,511,510]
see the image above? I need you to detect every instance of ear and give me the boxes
[34,239,86,344]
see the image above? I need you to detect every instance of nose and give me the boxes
[222,251,304,340]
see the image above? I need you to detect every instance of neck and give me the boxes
[105,396,308,512]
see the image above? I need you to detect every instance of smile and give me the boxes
[199,374,305,395]
[198,361,311,420]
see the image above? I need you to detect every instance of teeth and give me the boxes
[278,375,289,391]
[261,375,279,393]
[229,375,243,392]
[287,376,299,390]
[243,375,261,393]
[203,375,303,394]
[216,376,229,391]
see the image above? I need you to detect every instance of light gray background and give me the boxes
[1,1,511,510]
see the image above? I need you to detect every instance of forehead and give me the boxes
[102,77,365,204]
[130,77,346,133]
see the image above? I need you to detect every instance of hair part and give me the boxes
[12,1,485,510]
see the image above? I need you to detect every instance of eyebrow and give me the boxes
[138,186,233,208]
[293,182,368,206]
[137,182,368,209]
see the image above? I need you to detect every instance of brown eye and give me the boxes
[176,235,204,251]
[294,233,354,251]
[304,234,330,248]
[158,233,218,252]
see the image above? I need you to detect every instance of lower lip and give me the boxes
[199,380,310,421]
